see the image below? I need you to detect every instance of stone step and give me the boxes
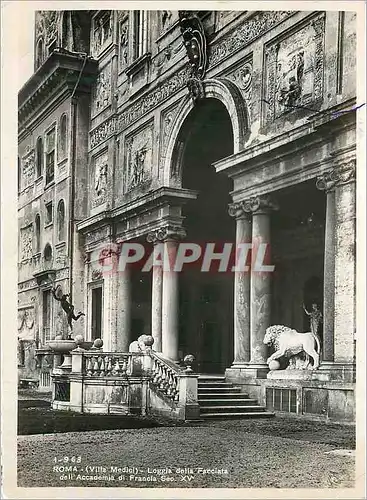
[198,398,259,406]
[198,390,248,399]
[200,405,267,413]
[201,411,275,419]
[198,385,242,391]
[198,375,225,380]
[198,382,235,388]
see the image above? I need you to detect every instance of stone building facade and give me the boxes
[18,9,357,421]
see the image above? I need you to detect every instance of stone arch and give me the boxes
[163,78,249,186]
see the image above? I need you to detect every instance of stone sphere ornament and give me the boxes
[268,360,281,371]
[93,338,103,349]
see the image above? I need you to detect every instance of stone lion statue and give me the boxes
[263,325,321,370]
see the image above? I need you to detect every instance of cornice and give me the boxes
[18,51,98,127]
[77,187,198,234]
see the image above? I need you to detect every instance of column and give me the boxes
[316,159,356,370]
[147,234,163,352]
[247,195,277,368]
[160,225,186,361]
[228,202,252,365]
[316,178,336,362]
[116,265,131,352]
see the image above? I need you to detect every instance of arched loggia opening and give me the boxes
[175,98,235,373]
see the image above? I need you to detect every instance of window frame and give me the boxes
[45,126,56,185]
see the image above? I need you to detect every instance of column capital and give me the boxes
[147,224,186,243]
[242,195,278,214]
[228,202,251,220]
[316,159,356,193]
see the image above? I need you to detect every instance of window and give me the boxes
[133,10,148,60]
[42,289,52,344]
[57,200,65,241]
[45,202,53,225]
[35,214,41,253]
[91,287,102,340]
[58,114,68,160]
[36,39,44,68]
[45,128,55,184]
[36,137,43,177]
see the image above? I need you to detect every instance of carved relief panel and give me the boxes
[264,13,325,123]
[35,11,59,46]
[91,63,112,116]
[20,224,33,262]
[124,123,153,192]
[118,12,129,73]
[18,307,35,342]
[21,149,36,190]
[92,11,113,57]
[91,149,110,209]
[159,104,181,172]
[225,58,253,120]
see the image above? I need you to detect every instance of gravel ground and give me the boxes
[18,420,355,489]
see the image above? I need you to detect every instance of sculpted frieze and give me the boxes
[90,117,117,150]
[209,11,296,67]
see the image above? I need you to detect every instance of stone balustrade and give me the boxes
[150,352,181,401]
[51,341,200,420]
[83,352,131,377]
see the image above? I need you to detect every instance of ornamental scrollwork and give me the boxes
[316,160,356,192]
[147,225,187,243]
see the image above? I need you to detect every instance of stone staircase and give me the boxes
[198,375,275,419]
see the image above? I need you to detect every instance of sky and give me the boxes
[17,10,35,90]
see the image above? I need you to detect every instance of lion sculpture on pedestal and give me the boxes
[263,325,321,370]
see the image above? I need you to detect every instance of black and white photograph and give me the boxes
[1,1,366,498]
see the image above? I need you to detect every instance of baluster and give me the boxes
[166,371,174,397]
[106,356,112,375]
[99,356,105,376]
[94,356,101,376]
[159,365,166,390]
[174,376,179,401]
[152,360,159,384]
[86,356,93,376]
[120,357,128,375]
[114,357,121,376]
